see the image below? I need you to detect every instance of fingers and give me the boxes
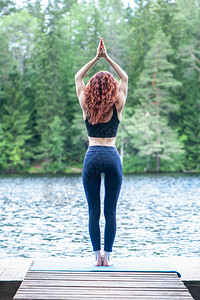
[97,38,107,59]
[100,38,104,48]
[98,38,105,49]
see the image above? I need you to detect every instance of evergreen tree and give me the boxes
[0,29,14,119]
[0,0,16,18]
[0,0,199,173]
[48,115,65,172]
[176,3,200,169]
[33,1,68,169]
[1,68,32,172]
[0,122,7,170]
[132,29,184,172]
[128,0,153,101]
[0,10,39,77]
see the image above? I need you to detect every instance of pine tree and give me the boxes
[1,0,200,173]
[1,68,32,172]
[0,122,7,170]
[132,29,184,172]
[176,3,200,169]
[0,0,16,18]
[33,1,68,169]
[0,29,14,120]
[48,115,65,172]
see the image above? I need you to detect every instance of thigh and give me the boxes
[82,152,102,212]
[104,152,123,211]
[82,151,103,183]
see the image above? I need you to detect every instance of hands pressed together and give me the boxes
[96,38,108,60]
[75,37,127,82]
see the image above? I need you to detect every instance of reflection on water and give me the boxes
[0,173,199,258]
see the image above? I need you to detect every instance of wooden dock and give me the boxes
[1,257,199,300]
[13,262,194,300]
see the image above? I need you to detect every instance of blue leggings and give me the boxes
[82,146,123,252]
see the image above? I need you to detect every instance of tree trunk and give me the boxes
[120,138,124,168]
[156,152,160,172]
[146,155,150,171]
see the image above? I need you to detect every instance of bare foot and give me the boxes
[102,256,113,267]
[93,257,103,266]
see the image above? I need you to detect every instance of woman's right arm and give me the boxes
[105,55,128,82]
[99,38,128,110]
[106,55,128,110]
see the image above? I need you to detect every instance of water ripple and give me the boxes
[0,173,199,258]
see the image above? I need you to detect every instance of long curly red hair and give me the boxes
[84,71,119,125]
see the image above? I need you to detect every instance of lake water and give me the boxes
[0,173,199,258]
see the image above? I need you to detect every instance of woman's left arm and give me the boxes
[75,56,99,102]
[75,38,104,108]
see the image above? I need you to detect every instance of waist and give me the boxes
[87,145,118,153]
[88,136,116,147]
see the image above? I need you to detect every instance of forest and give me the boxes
[0,0,199,173]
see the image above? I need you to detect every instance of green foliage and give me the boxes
[0,0,16,18]
[175,1,200,170]
[48,115,65,172]
[130,29,185,172]
[0,68,32,172]
[0,123,7,169]
[0,0,199,173]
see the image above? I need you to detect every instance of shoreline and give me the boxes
[0,169,200,175]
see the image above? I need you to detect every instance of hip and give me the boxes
[83,146,122,177]
[83,145,121,168]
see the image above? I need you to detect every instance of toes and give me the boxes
[102,259,113,267]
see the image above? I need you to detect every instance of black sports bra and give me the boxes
[84,105,120,138]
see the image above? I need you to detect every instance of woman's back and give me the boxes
[84,104,120,138]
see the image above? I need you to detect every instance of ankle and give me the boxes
[103,251,111,261]
[95,250,102,260]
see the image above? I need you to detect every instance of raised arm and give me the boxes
[75,38,128,111]
[106,55,128,110]
[74,56,99,103]
[105,56,128,82]
[74,41,104,109]
[75,56,99,82]
[99,39,128,110]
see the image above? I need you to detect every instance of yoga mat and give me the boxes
[30,257,181,278]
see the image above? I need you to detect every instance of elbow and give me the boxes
[75,72,80,79]
[75,73,83,81]
[122,74,128,82]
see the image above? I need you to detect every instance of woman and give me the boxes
[75,38,128,266]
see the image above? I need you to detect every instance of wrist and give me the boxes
[95,55,100,61]
[104,54,109,61]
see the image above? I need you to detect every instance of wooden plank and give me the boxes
[0,258,32,280]
[14,294,193,300]
[13,270,194,300]
[19,285,186,291]
[17,289,189,296]
[24,271,180,278]
[19,281,184,287]
[24,274,180,281]
[0,259,13,276]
